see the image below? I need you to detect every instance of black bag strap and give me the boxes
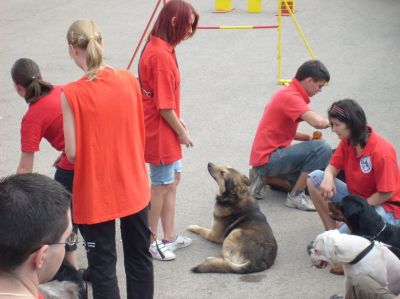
[138,41,154,98]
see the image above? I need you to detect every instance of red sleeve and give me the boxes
[283,94,311,122]
[153,56,176,110]
[330,140,346,170]
[374,154,398,192]
[20,117,42,153]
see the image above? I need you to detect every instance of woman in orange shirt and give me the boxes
[62,20,153,299]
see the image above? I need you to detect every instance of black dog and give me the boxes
[329,194,400,258]
[53,260,87,299]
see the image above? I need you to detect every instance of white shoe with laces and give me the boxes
[285,191,316,211]
[163,234,192,252]
[149,240,176,261]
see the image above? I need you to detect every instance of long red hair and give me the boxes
[150,0,199,46]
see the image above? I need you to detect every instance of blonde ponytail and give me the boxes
[67,20,103,80]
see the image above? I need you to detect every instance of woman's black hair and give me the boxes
[328,98,369,148]
[11,58,53,104]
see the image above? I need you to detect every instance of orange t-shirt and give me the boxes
[139,36,182,165]
[249,78,311,166]
[62,67,150,224]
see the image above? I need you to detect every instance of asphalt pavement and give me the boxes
[1,0,400,298]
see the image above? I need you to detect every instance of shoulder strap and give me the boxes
[137,41,154,98]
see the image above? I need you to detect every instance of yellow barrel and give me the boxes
[215,0,232,12]
[248,0,262,12]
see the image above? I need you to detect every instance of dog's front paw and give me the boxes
[187,224,201,233]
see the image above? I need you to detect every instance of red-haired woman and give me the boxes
[139,0,199,261]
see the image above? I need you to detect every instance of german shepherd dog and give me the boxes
[188,162,277,274]
[328,195,400,258]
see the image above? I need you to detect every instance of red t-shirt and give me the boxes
[139,35,182,165]
[20,86,73,170]
[330,126,400,218]
[250,78,311,166]
[63,68,150,224]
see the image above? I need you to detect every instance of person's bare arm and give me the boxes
[61,93,76,163]
[294,132,311,141]
[367,192,393,206]
[16,152,34,173]
[301,111,330,129]
[160,109,193,147]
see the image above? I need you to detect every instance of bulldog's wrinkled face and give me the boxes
[310,230,343,268]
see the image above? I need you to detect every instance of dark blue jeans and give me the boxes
[255,140,332,185]
[79,207,154,299]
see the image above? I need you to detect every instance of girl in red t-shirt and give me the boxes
[138,0,199,261]
[11,58,79,270]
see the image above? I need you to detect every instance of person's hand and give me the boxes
[179,129,193,147]
[320,175,335,200]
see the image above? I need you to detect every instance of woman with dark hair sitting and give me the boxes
[307,98,400,232]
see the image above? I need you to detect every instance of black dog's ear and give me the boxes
[341,195,365,218]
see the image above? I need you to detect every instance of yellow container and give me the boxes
[248,0,262,12]
[215,0,232,12]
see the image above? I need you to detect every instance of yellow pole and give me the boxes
[282,0,316,59]
[277,0,282,84]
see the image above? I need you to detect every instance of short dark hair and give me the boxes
[150,0,199,46]
[11,58,53,104]
[328,98,369,147]
[295,60,330,82]
[0,173,71,272]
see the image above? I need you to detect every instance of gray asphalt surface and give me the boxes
[1,0,400,298]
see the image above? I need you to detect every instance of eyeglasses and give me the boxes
[48,233,79,247]
[30,233,79,253]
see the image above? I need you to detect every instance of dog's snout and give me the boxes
[208,162,214,169]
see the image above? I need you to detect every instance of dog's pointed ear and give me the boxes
[242,175,251,186]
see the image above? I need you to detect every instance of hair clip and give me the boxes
[31,76,36,80]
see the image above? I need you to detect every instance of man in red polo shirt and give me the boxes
[249,60,332,211]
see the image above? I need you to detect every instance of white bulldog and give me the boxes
[310,229,400,295]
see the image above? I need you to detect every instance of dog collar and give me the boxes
[348,241,374,265]
[365,221,387,241]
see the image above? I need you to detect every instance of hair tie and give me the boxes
[88,36,95,41]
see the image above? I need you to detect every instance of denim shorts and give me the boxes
[308,169,400,233]
[149,160,182,185]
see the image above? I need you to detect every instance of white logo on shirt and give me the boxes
[360,156,372,173]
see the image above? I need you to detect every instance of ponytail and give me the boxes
[11,58,53,104]
[67,20,103,80]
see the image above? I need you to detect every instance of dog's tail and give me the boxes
[191,257,251,274]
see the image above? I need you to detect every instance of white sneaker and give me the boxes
[163,234,192,252]
[285,191,316,211]
[149,240,176,261]
[249,168,264,200]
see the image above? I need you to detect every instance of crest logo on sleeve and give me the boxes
[360,156,372,173]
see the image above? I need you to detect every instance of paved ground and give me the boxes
[1,0,400,298]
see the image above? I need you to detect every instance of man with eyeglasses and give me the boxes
[0,173,72,299]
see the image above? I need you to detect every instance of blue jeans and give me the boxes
[309,170,400,233]
[254,140,332,185]
[149,160,182,185]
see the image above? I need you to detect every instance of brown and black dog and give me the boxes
[188,162,277,274]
